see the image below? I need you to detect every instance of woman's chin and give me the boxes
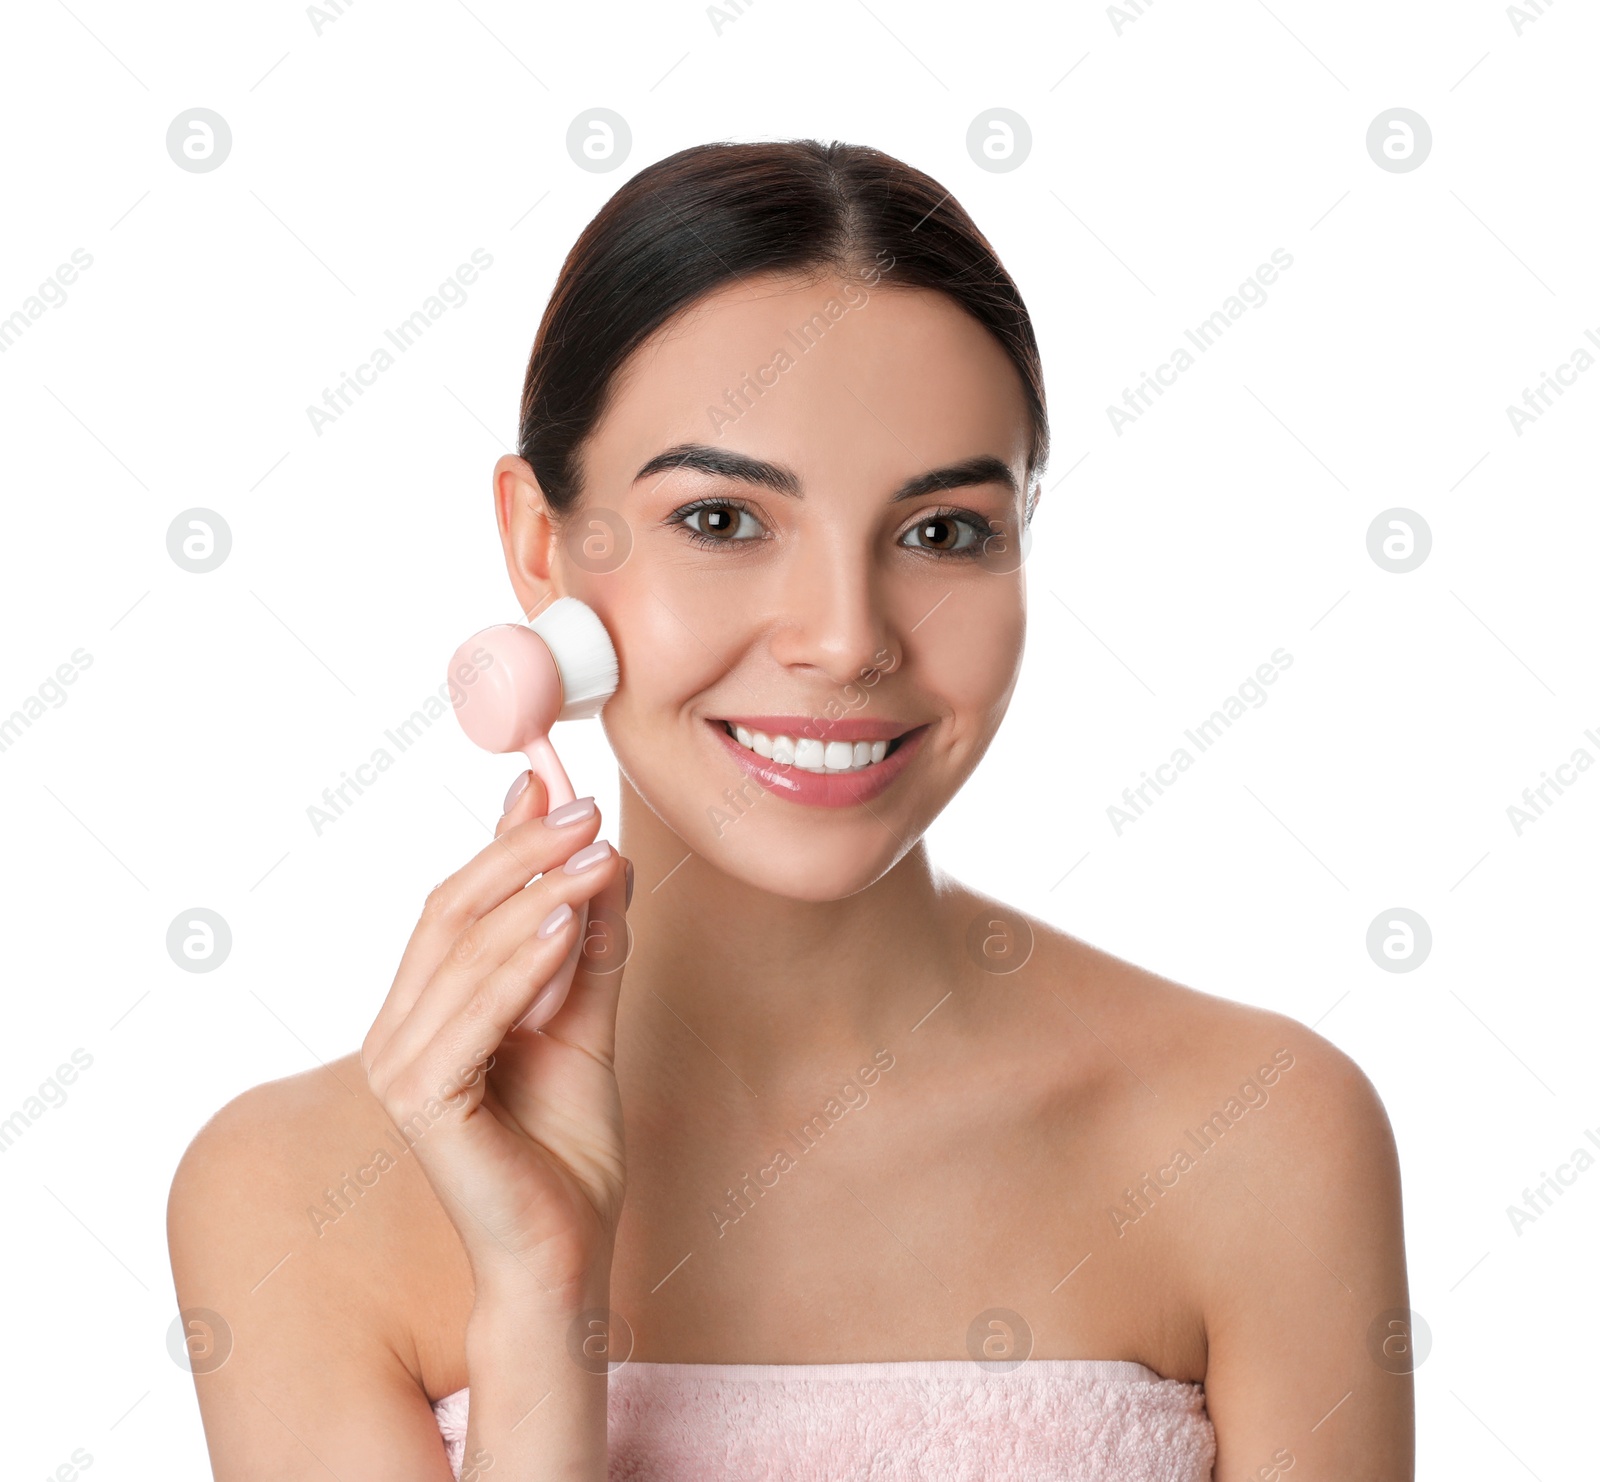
[671,813,916,902]
[708,844,907,903]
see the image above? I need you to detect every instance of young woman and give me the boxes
[167,139,1414,1481]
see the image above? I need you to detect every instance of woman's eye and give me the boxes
[900,512,986,555]
[677,503,764,543]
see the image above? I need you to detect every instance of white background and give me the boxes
[1,0,1595,1477]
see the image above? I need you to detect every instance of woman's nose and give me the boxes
[764,546,899,689]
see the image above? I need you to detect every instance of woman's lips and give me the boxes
[708,719,930,808]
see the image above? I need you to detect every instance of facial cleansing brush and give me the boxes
[446,597,619,809]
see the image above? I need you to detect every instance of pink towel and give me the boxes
[431,1358,1215,1480]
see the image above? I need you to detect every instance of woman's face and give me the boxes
[520,267,1033,901]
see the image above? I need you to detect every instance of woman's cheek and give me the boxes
[914,583,1024,724]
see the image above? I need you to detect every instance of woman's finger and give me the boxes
[368,898,585,1117]
[494,768,545,841]
[371,849,619,1115]
[531,850,632,1067]
[368,841,623,1090]
[362,786,596,1071]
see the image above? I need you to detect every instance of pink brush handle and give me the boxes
[522,734,575,812]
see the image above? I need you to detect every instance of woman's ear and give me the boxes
[493,454,562,619]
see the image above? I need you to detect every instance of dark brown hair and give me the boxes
[517,138,1048,518]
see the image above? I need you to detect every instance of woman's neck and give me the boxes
[613,778,968,1094]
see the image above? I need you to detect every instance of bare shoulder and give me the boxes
[167,1052,472,1406]
[1017,914,1412,1460]
[1020,909,1397,1154]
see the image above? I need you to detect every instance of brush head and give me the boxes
[527,596,619,722]
[447,598,619,759]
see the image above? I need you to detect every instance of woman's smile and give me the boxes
[705,714,932,807]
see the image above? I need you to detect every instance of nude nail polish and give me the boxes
[503,770,531,814]
[563,840,610,874]
[544,795,596,827]
[537,901,573,938]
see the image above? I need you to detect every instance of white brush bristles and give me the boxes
[529,597,619,721]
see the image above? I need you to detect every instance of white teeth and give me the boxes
[724,724,898,774]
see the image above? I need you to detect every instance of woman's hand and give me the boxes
[360,773,631,1310]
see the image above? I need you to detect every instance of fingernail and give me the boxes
[537,901,573,938]
[503,770,531,814]
[545,795,596,828]
[624,857,635,910]
[563,840,611,875]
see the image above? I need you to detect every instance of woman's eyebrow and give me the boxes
[634,443,1017,503]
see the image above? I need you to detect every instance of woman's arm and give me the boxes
[167,1071,472,1480]
[1198,1028,1414,1482]
[168,775,631,1480]
[167,1060,618,1481]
